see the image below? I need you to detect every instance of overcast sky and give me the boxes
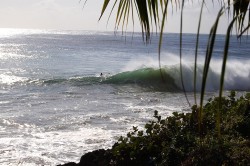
[0,0,232,34]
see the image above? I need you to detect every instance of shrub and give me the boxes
[111,91,250,165]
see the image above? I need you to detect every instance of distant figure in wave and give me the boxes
[100,72,111,82]
[100,73,111,77]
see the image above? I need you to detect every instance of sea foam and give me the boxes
[120,54,250,91]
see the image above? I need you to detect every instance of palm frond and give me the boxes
[99,0,111,20]
[180,0,191,106]
[194,0,205,105]
[199,7,224,130]
[158,0,169,82]
[233,0,250,35]
[217,15,237,137]
[98,0,169,42]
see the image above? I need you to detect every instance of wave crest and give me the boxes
[4,62,249,92]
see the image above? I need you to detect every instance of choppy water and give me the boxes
[0,29,249,165]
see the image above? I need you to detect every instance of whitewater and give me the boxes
[0,29,249,165]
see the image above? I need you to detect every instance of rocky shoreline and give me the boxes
[58,149,113,166]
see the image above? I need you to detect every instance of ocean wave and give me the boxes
[38,63,250,92]
[2,62,249,92]
[103,68,179,91]
[106,64,250,92]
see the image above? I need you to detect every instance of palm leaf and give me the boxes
[199,7,224,131]
[99,0,111,20]
[158,0,169,82]
[194,0,205,105]
[180,0,191,106]
[233,0,250,34]
[217,16,237,137]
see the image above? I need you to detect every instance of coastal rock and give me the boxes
[79,149,112,166]
[57,162,78,166]
[58,149,112,166]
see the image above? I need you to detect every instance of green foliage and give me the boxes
[110,92,250,165]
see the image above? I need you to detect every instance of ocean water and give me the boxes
[0,29,249,165]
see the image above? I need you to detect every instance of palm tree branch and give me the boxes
[180,0,191,107]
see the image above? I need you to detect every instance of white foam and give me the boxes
[0,124,120,166]
[122,54,250,91]
[122,53,192,72]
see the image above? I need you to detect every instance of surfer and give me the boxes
[100,72,111,79]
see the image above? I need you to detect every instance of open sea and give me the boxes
[0,29,249,165]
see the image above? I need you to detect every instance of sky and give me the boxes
[0,0,233,34]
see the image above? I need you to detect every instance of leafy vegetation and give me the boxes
[110,92,250,165]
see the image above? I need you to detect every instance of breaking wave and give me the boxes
[2,60,249,92]
[41,63,250,92]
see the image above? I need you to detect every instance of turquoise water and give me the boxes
[0,29,249,165]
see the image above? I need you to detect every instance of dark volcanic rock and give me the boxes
[57,162,78,166]
[58,149,113,166]
[79,149,113,166]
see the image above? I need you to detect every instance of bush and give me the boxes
[111,91,250,165]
